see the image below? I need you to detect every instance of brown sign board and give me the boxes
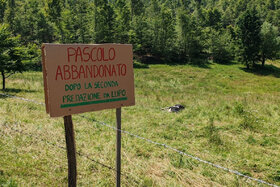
[42,43,135,117]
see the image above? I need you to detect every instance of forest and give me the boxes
[0,0,280,89]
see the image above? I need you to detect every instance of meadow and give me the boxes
[0,61,280,186]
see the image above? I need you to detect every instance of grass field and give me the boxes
[0,61,280,186]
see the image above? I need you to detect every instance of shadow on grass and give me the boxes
[0,94,8,99]
[215,60,238,66]
[0,89,36,100]
[240,64,280,78]
[24,63,42,72]
[188,61,212,69]
[133,62,149,69]
[138,55,212,69]
[1,88,36,94]
[162,59,212,69]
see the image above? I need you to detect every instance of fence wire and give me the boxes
[80,115,279,187]
[0,93,279,187]
[0,122,139,185]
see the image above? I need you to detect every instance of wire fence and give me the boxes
[0,121,139,185]
[0,93,279,187]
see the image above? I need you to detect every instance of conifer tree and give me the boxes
[114,0,131,43]
[4,0,16,33]
[46,0,64,42]
[0,24,24,90]
[94,0,116,43]
[0,0,6,23]
[237,8,262,69]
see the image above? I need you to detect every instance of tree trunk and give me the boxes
[246,63,250,69]
[262,53,265,67]
[1,71,5,90]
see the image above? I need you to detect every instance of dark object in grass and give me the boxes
[162,104,185,113]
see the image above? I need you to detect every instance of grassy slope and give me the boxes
[0,62,279,186]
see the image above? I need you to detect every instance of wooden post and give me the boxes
[64,115,77,187]
[116,108,122,187]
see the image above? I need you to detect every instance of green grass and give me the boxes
[0,61,280,186]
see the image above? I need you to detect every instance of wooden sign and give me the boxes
[42,44,135,117]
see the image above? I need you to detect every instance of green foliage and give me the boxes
[24,43,41,71]
[237,8,262,69]
[13,0,55,44]
[0,0,6,22]
[66,0,94,43]
[204,8,222,29]
[0,0,279,67]
[45,0,63,23]
[130,0,144,17]
[45,0,63,41]
[0,24,25,89]
[177,9,204,62]
[60,0,95,44]
[260,21,280,66]
[3,0,16,33]
[205,28,233,63]
[150,1,177,59]
[129,15,151,55]
[114,0,131,43]
[94,0,116,43]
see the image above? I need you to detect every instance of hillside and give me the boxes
[0,61,279,186]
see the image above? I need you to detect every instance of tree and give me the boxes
[150,2,176,59]
[94,0,116,43]
[266,0,276,10]
[129,15,151,55]
[130,0,144,18]
[204,8,221,29]
[114,0,131,43]
[237,8,262,69]
[14,0,55,44]
[54,1,94,44]
[0,25,24,90]
[260,21,280,66]
[129,0,151,54]
[0,0,6,23]
[46,0,64,42]
[202,8,232,63]
[206,29,233,63]
[71,0,94,43]
[4,0,16,33]
[177,9,204,62]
